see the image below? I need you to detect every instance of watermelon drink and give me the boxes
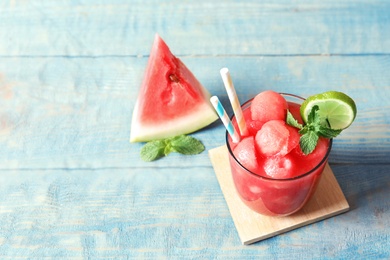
[226,91,332,217]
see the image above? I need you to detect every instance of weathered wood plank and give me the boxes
[0,55,389,169]
[0,164,387,258]
[0,1,389,56]
[0,1,388,259]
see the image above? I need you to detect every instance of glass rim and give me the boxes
[225,93,333,182]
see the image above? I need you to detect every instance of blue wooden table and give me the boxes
[0,1,389,259]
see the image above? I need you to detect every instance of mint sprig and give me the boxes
[286,105,342,155]
[286,110,303,129]
[140,135,205,162]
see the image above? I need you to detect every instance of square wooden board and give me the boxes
[209,145,349,245]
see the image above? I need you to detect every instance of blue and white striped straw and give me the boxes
[210,96,241,143]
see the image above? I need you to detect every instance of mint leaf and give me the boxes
[140,140,166,161]
[297,105,342,155]
[300,131,319,155]
[140,135,205,162]
[164,141,174,156]
[288,103,345,155]
[318,126,342,138]
[286,110,303,130]
[170,135,205,155]
[307,105,320,124]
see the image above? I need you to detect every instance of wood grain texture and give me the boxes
[0,165,388,258]
[0,1,390,56]
[0,0,389,259]
[0,55,389,168]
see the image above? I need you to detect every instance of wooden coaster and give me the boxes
[209,145,349,245]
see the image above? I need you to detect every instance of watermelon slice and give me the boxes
[130,34,218,142]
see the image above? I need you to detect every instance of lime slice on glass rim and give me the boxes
[300,91,357,130]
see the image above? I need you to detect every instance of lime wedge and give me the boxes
[300,91,357,130]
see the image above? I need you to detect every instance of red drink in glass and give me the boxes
[226,93,332,217]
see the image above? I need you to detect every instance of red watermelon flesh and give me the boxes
[251,90,288,122]
[255,120,299,157]
[263,154,296,179]
[130,34,218,142]
[233,136,259,173]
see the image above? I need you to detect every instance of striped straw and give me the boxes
[210,96,240,143]
[220,68,248,136]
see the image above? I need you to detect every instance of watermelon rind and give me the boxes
[130,98,217,142]
[130,34,218,143]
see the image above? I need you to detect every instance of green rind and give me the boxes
[130,100,218,142]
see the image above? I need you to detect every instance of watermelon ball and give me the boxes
[286,124,300,153]
[251,90,288,122]
[242,105,265,136]
[233,136,259,173]
[255,120,300,157]
[263,155,296,179]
